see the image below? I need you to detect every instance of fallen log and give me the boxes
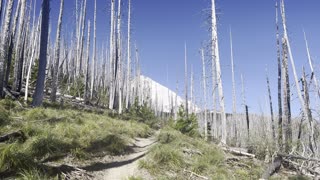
[0,130,26,143]
[261,156,282,180]
[222,147,255,158]
[278,153,320,163]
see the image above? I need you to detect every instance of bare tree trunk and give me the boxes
[276,1,283,151]
[5,0,21,87]
[90,0,97,99]
[32,0,50,107]
[116,0,122,114]
[281,0,310,153]
[184,43,189,117]
[0,0,3,24]
[125,0,131,109]
[12,0,26,92]
[303,31,320,100]
[50,0,64,102]
[108,0,115,110]
[84,21,91,103]
[190,65,194,113]
[201,49,208,141]
[230,27,237,143]
[78,0,87,74]
[302,67,317,154]
[0,0,14,98]
[25,13,41,102]
[266,68,276,143]
[282,37,292,154]
[241,74,249,142]
[211,0,227,144]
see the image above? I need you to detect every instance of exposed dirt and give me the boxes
[91,136,157,180]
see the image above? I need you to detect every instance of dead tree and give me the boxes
[108,0,116,110]
[50,0,64,102]
[90,0,97,99]
[201,49,208,141]
[84,21,91,103]
[211,0,227,144]
[302,67,317,154]
[0,0,14,98]
[241,74,249,142]
[184,43,189,117]
[230,27,237,142]
[266,68,276,142]
[282,37,292,153]
[125,0,131,109]
[12,0,26,92]
[32,0,50,107]
[303,31,320,100]
[276,1,283,151]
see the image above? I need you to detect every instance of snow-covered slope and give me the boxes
[132,75,198,113]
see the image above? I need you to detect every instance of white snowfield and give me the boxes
[131,75,199,113]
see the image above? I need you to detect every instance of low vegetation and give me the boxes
[139,127,264,179]
[0,98,153,179]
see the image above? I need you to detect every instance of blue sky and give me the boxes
[37,0,320,115]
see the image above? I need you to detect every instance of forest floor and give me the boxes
[0,98,314,180]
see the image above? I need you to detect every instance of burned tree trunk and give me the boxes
[282,37,292,154]
[32,0,50,107]
[0,0,14,98]
[276,1,283,151]
[50,0,64,102]
[12,0,26,92]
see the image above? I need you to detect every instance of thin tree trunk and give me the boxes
[32,0,50,107]
[211,0,227,144]
[50,0,64,102]
[12,0,26,92]
[25,13,41,102]
[266,68,276,143]
[78,0,87,73]
[230,27,237,143]
[4,0,20,88]
[84,21,91,103]
[303,31,320,100]
[115,0,122,113]
[201,49,208,141]
[282,37,292,153]
[276,1,283,151]
[108,0,115,110]
[184,43,189,117]
[0,0,14,98]
[90,0,96,99]
[125,0,131,109]
[302,67,317,154]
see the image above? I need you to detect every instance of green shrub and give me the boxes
[125,98,158,129]
[174,105,199,137]
[0,106,10,126]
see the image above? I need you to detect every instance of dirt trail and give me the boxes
[93,136,157,180]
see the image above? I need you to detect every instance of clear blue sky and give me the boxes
[37,0,320,115]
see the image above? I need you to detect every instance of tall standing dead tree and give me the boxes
[201,49,208,141]
[282,37,292,153]
[125,0,131,109]
[0,0,14,98]
[91,0,97,99]
[50,0,64,102]
[211,0,227,144]
[12,0,26,92]
[275,1,283,151]
[32,0,50,107]
[266,68,276,142]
